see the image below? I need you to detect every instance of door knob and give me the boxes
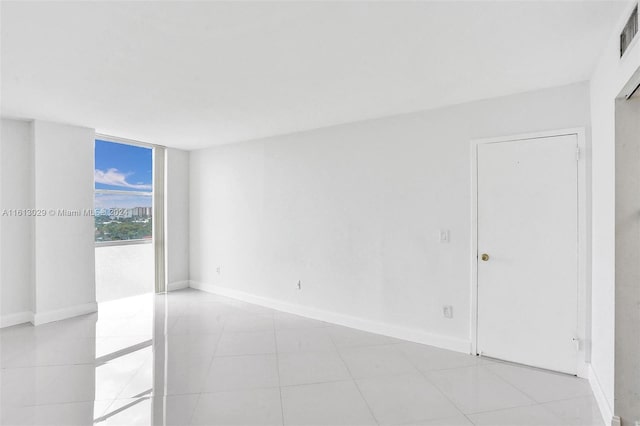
[481,253,490,261]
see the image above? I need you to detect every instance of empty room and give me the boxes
[0,1,639,425]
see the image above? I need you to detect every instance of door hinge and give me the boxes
[576,146,580,162]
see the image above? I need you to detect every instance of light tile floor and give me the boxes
[0,289,603,426]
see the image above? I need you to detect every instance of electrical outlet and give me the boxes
[443,305,453,319]
[439,230,450,243]
[296,280,302,290]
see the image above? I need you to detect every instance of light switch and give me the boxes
[439,230,450,243]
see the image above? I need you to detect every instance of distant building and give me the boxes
[131,207,152,217]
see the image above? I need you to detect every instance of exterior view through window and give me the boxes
[94,139,153,242]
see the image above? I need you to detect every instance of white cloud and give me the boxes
[95,168,152,190]
[94,193,152,209]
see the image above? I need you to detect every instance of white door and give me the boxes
[476,134,579,374]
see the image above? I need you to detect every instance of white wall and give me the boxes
[165,148,190,290]
[0,119,34,327]
[190,82,590,351]
[0,118,97,326]
[1,119,2,324]
[32,121,96,323]
[589,0,640,419]
[0,120,2,323]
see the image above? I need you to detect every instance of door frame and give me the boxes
[470,127,588,377]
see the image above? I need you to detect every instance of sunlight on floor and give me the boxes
[1,290,603,425]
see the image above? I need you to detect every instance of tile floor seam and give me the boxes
[411,360,489,374]
[279,378,355,389]
[272,318,286,426]
[486,358,580,378]
[198,318,227,395]
[393,341,472,421]
[97,398,118,422]
[539,394,599,404]
[0,290,605,426]
[198,383,284,394]
[394,413,479,426]
[329,333,380,426]
[463,413,477,425]
[4,364,78,408]
[535,401,573,424]
[214,351,276,358]
[187,316,227,426]
[0,362,94,370]
[194,386,281,397]
[466,402,569,425]
[463,399,541,416]
[476,364,543,405]
[187,393,203,425]
[111,357,152,401]
[484,365,592,405]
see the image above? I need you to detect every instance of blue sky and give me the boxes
[95,139,152,192]
[95,140,153,209]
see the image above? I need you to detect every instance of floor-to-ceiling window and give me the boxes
[94,138,154,302]
[92,138,157,424]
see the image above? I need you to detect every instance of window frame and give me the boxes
[94,134,155,246]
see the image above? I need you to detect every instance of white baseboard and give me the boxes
[0,310,34,328]
[189,281,471,354]
[576,361,589,379]
[33,302,98,326]
[167,280,190,291]
[588,364,613,426]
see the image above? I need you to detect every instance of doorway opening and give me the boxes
[613,68,640,424]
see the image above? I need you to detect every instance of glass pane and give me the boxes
[95,140,152,193]
[94,140,153,242]
[94,192,152,242]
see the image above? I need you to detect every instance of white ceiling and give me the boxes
[0,1,629,150]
